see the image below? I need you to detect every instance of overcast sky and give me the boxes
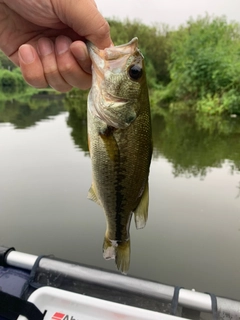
[96,0,240,27]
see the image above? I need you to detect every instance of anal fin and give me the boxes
[134,182,149,229]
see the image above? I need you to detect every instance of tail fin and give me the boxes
[103,237,130,274]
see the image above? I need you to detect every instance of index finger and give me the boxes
[53,0,113,49]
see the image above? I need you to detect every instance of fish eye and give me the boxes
[128,65,143,81]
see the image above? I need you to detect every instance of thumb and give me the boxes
[53,0,113,49]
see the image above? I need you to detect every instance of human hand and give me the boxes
[0,0,112,92]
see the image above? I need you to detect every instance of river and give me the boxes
[0,92,240,300]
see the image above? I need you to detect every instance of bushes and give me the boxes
[196,94,226,115]
[196,90,240,115]
[162,16,240,114]
[0,69,17,87]
[222,90,240,114]
[0,68,27,95]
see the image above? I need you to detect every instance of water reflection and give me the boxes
[65,90,88,154]
[1,90,240,178]
[0,92,65,128]
[65,92,240,178]
[152,108,240,177]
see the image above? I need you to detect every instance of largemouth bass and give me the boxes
[87,38,152,274]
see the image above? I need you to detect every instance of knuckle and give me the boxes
[98,20,110,38]
[23,72,47,88]
[50,81,72,93]
[58,61,75,75]
[42,66,72,92]
[44,65,58,76]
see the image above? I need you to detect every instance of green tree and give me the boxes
[0,69,17,87]
[0,50,16,70]
[163,16,240,113]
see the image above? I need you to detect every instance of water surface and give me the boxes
[0,94,240,300]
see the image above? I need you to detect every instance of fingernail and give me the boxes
[70,43,88,61]
[19,45,35,64]
[56,36,72,55]
[38,38,53,56]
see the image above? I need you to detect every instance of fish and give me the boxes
[87,38,152,274]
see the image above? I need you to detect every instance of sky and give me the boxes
[96,0,240,28]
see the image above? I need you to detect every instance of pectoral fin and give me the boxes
[134,182,149,229]
[87,184,101,206]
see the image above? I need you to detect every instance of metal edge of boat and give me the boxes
[1,246,240,319]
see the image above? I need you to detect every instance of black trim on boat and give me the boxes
[0,291,45,320]
[0,247,15,267]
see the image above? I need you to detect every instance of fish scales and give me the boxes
[87,38,152,274]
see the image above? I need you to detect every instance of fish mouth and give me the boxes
[87,37,139,61]
[87,38,138,108]
[87,37,141,77]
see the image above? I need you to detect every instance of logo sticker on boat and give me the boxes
[51,312,78,320]
[52,313,65,320]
